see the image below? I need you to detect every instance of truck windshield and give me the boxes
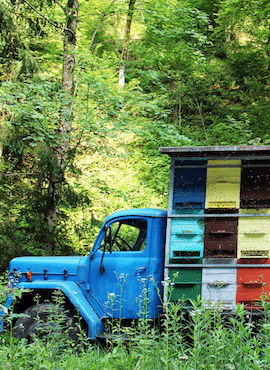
[107,219,147,252]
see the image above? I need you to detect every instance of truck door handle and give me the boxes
[136,267,146,272]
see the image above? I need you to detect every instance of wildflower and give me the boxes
[225,365,235,370]
[190,309,202,317]
[178,355,188,360]
[161,280,170,287]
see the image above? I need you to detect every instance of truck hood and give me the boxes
[9,256,86,285]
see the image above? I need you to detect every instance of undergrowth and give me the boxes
[1,283,270,369]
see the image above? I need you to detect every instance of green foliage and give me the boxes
[2,283,270,370]
[127,0,208,92]
[0,0,58,81]
[1,79,62,151]
[207,114,254,145]
[2,0,270,268]
[0,78,99,259]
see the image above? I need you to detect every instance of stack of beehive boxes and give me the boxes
[166,156,270,311]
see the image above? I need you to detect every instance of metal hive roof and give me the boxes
[159,145,270,160]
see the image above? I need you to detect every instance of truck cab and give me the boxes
[1,208,167,339]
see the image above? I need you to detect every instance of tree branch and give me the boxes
[22,0,74,36]
[0,172,39,177]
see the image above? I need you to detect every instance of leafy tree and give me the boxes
[2,0,270,272]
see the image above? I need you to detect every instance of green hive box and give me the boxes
[168,268,202,303]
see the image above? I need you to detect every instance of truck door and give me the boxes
[89,216,162,319]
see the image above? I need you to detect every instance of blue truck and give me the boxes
[3,145,270,340]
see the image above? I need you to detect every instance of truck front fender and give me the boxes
[2,281,104,339]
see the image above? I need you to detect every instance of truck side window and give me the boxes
[108,219,147,252]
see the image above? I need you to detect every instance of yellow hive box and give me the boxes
[205,160,241,209]
[237,209,270,258]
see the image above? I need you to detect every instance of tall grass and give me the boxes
[1,278,270,369]
[1,298,270,369]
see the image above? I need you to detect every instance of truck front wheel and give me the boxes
[13,303,79,343]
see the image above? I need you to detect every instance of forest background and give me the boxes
[1,0,270,272]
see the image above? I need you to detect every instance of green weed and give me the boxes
[2,279,270,369]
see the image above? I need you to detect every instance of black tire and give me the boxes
[13,303,80,343]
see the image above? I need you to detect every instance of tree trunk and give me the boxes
[44,0,79,255]
[118,0,137,87]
